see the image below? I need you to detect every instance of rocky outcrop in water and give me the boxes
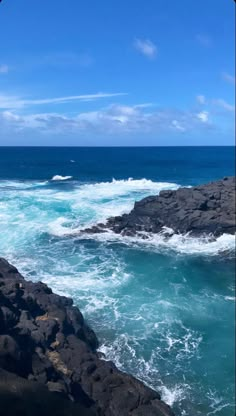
[85,177,235,237]
[0,258,174,416]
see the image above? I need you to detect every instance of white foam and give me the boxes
[77,178,179,200]
[51,175,73,181]
[82,295,122,321]
[0,175,234,416]
[206,389,233,415]
[0,180,48,189]
[98,331,192,410]
[77,230,235,256]
[41,178,180,236]
[48,217,75,237]
[160,384,190,407]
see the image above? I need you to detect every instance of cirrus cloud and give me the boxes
[0,92,128,110]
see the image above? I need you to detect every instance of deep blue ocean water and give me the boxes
[0,146,235,416]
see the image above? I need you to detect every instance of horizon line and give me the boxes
[0,145,234,148]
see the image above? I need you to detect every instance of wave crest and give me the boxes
[51,175,73,181]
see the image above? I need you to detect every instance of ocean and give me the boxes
[0,146,235,416]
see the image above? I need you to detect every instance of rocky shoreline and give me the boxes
[0,257,174,416]
[84,177,235,237]
[1,177,235,415]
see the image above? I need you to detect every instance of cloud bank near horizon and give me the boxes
[0,91,234,145]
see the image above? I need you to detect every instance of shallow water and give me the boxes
[0,147,235,415]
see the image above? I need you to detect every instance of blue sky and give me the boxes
[0,0,235,145]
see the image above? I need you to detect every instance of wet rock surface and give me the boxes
[0,257,174,416]
[85,177,235,237]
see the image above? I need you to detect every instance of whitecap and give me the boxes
[77,178,179,200]
[51,175,73,181]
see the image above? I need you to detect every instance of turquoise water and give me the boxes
[0,147,235,415]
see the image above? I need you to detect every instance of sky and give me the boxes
[0,0,235,146]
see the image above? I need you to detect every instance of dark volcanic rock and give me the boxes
[0,257,174,416]
[0,368,95,416]
[85,177,235,237]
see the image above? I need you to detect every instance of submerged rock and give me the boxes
[0,257,174,416]
[84,177,235,237]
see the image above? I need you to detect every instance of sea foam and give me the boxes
[0,176,234,416]
[72,230,236,257]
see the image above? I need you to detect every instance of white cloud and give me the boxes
[197,111,209,123]
[196,34,211,47]
[222,72,235,85]
[134,38,157,59]
[0,103,215,138]
[0,64,9,74]
[0,92,128,110]
[212,99,235,112]
[196,95,206,105]
[0,94,24,109]
[1,90,233,140]
[171,120,186,132]
[2,111,21,121]
[195,95,235,114]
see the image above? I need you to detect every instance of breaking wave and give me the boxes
[51,175,73,181]
[49,224,235,257]
[0,176,234,416]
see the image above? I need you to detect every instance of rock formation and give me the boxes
[0,258,174,416]
[85,177,235,237]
